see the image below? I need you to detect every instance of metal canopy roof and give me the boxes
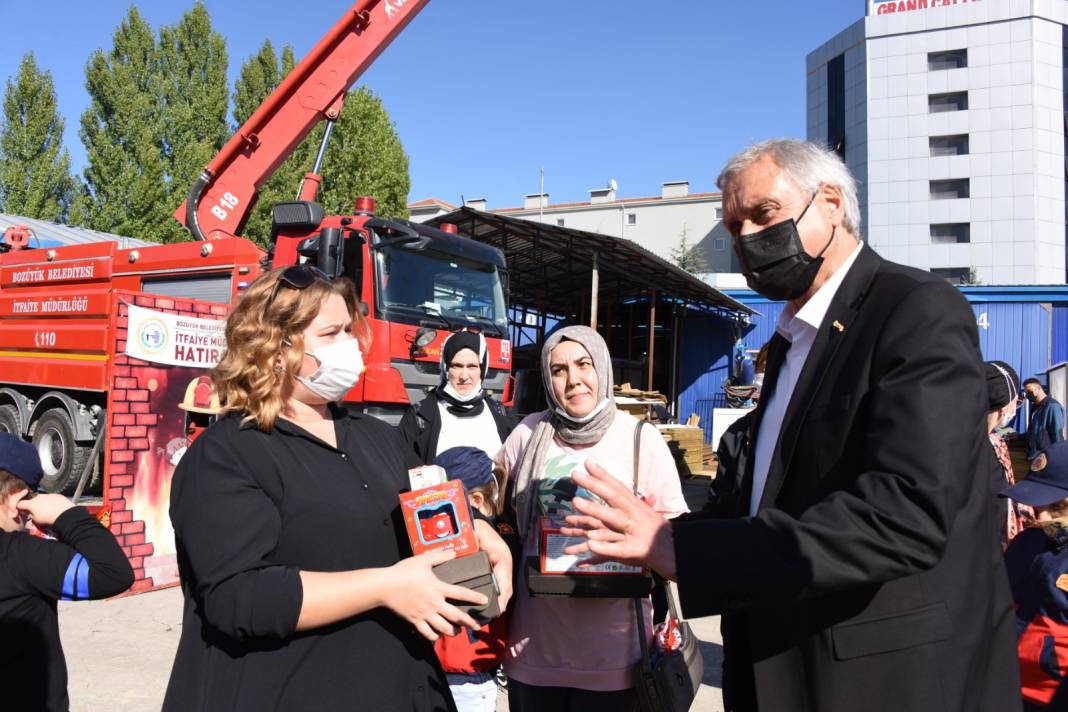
[0,212,152,248]
[426,207,753,317]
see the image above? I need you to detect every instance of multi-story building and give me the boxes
[409,182,738,273]
[807,0,1067,284]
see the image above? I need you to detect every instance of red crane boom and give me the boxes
[175,0,431,241]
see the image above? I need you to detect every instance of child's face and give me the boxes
[1033,497,1068,522]
[0,488,31,533]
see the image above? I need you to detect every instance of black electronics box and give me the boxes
[433,550,500,622]
[524,556,653,598]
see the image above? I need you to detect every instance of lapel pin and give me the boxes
[832,320,846,332]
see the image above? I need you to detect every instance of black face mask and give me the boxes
[734,194,836,302]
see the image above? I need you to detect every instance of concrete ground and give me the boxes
[59,588,725,712]
[59,478,725,711]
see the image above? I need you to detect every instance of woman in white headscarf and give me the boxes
[495,325,688,711]
[398,329,515,463]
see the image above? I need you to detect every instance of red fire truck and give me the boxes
[0,0,511,592]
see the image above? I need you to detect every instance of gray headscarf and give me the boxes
[511,325,616,537]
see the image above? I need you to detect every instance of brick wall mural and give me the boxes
[106,294,227,592]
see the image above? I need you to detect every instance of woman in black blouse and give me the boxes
[163,266,512,712]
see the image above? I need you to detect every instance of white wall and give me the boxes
[807,1,1068,284]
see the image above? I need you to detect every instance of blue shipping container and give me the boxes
[679,288,1067,442]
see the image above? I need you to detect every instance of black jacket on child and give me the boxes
[0,507,134,712]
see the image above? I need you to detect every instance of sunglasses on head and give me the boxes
[449,324,482,334]
[267,264,332,307]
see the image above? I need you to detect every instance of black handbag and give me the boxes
[629,421,703,712]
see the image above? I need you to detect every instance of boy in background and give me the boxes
[0,433,134,711]
[434,446,511,712]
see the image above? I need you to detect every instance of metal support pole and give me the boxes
[590,251,599,330]
[669,303,679,417]
[627,304,634,360]
[647,290,657,390]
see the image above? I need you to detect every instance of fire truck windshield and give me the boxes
[375,246,507,336]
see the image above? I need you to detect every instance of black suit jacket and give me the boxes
[673,246,1020,711]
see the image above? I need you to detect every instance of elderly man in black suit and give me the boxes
[564,139,1020,711]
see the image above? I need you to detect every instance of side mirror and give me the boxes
[296,226,344,278]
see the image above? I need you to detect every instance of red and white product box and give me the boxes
[539,516,643,575]
[400,480,479,557]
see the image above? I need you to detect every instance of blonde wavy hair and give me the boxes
[212,267,370,431]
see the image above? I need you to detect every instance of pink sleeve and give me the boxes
[495,412,540,475]
[637,425,690,519]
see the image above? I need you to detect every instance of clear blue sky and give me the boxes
[0,1,863,211]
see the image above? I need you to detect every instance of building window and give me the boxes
[556,218,565,227]
[930,267,972,284]
[713,207,723,220]
[929,91,968,113]
[930,223,971,244]
[929,178,970,200]
[714,237,726,251]
[929,134,969,156]
[627,213,637,225]
[827,53,846,159]
[928,49,968,71]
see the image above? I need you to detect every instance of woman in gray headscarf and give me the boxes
[495,325,688,710]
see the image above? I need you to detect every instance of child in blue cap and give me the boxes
[0,432,134,711]
[1003,440,1068,710]
[432,446,512,712]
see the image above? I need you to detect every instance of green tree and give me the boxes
[317,86,410,221]
[80,3,229,243]
[79,7,169,241]
[231,45,410,246]
[156,1,229,243]
[0,52,78,222]
[670,223,707,273]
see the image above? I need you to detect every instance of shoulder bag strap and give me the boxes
[632,420,653,673]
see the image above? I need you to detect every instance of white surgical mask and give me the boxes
[999,405,1017,429]
[298,338,364,402]
[443,382,483,403]
[555,397,609,424]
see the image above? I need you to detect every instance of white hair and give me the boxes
[717,139,862,238]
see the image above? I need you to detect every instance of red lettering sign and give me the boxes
[0,322,110,353]
[1,258,112,287]
[872,0,977,14]
[0,291,111,318]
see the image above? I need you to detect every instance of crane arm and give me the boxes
[175,0,431,241]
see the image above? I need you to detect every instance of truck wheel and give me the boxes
[32,408,91,494]
[0,405,19,436]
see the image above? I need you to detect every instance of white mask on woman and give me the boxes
[298,338,364,402]
[998,404,1017,430]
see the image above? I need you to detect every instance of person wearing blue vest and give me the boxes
[0,433,134,711]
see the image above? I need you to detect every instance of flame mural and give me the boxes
[128,365,202,587]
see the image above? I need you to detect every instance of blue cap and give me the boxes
[434,446,495,492]
[1001,441,1068,507]
[0,433,43,490]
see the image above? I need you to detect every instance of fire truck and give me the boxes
[0,0,510,590]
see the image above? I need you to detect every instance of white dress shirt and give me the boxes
[749,242,864,516]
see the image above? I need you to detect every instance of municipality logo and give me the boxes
[138,318,168,354]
